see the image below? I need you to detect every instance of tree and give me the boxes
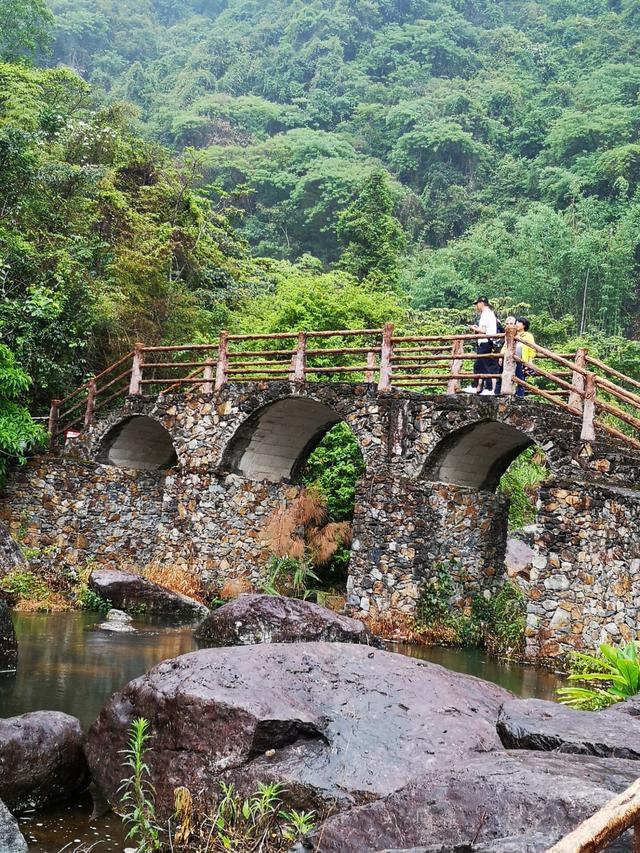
[0,345,46,486]
[0,0,53,61]
[337,170,405,288]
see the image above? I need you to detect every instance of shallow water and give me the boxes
[0,612,566,852]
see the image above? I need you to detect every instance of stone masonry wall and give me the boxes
[526,479,640,658]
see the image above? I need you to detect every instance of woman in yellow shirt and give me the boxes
[515,317,535,397]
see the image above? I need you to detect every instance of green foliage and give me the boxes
[259,556,320,600]
[498,447,550,529]
[416,562,454,627]
[118,717,161,852]
[0,0,53,61]
[173,780,315,851]
[0,570,48,601]
[303,423,365,522]
[0,345,46,485]
[558,641,640,710]
[76,585,111,613]
[472,582,526,655]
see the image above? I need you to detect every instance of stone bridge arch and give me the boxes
[95,414,178,471]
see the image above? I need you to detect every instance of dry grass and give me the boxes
[262,489,352,569]
[142,562,208,604]
[12,591,71,612]
[220,575,254,599]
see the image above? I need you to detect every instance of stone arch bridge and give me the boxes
[2,327,640,659]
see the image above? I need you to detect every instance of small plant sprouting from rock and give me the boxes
[118,717,161,852]
[171,780,316,851]
[557,641,640,710]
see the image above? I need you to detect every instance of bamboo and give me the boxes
[527,340,589,378]
[596,419,640,450]
[519,360,578,394]
[594,375,640,410]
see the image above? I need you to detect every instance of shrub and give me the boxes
[557,641,640,710]
[76,585,111,613]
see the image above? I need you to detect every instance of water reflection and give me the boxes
[386,642,566,701]
[0,612,197,728]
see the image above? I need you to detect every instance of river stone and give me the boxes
[0,799,28,853]
[0,711,90,812]
[88,568,208,622]
[194,594,375,647]
[293,751,640,852]
[497,698,640,759]
[96,608,135,632]
[86,642,510,818]
[0,600,17,671]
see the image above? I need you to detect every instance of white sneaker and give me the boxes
[462,386,477,394]
[480,388,494,395]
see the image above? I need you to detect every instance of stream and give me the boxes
[0,612,567,852]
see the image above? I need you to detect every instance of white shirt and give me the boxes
[477,306,497,343]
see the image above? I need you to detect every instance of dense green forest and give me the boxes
[1,0,640,477]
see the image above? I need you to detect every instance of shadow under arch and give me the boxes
[222,396,351,482]
[422,419,537,492]
[95,415,178,471]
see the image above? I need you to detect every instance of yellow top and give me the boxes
[519,331,536,364]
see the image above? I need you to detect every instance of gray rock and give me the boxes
[497,698,640,759]
[194,594,377,647]
[295,751,639,852]
[86,642,510,819]
[504,538,535,579]
[0,711,90,812]
[96,608,135,632]
[0,522,26,578]
[0,600,17,671]
[89,568,208,622]
[0,799,27,853]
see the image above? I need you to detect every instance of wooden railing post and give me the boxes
[48,399,60,448]
[447,338,464,394]
[365,350,377,384]
[289,332,307,382]
[500,325,517,395]
[84,380,96,428]
[568,346,587,412]
[377,323,394,392]
[581,371,596,442]
[202,361,213,394]
[128,343,144,395]
[215,330,229,391]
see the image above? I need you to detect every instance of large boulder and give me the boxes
[88,568,208,622]
[86,642,510,818]
[0,600,17,671]
[194,594,376,647]
[0,799,27,853]
[0,711,90,812]
[294,751,640,852]
[497,698,640,759]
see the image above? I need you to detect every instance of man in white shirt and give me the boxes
[468,296,498,394]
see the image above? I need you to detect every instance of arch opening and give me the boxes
[96,415,178,471]
[424,420,535,492]
[223,397,344,483]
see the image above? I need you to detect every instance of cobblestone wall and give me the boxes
[1,383,639,659]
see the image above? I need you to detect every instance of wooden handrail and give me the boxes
[46,326,640,451]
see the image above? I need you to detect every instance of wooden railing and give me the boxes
[547,776,640,851]
[48,324,640,450]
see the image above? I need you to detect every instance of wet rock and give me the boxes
[96,608,135,633]
[497,698,640,759]
[0,799,28,853]
[86,642,510,818]
[89,568,208,622]
[0,600,17,671]
[0,522,26,579]
[0,711,90,812]
[294,751,640,852]
[194,594,376,647]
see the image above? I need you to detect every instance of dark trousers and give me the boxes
[494,361,527,396]
[474,341,496,392]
